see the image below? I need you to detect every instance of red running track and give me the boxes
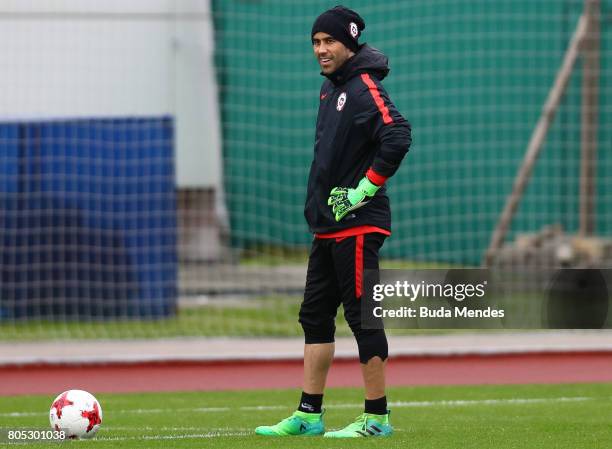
[2,352,612,396]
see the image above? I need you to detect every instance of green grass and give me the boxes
[2,383,612,448]
[0,297,305,341]
[0,258,511,341]
[0,296,483,341]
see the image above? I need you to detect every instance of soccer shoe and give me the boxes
[255,410,325,436]
[323,411,392,438]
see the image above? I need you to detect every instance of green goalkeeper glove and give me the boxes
[327,176,381,222]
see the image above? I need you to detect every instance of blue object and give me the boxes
[0,117,177,319]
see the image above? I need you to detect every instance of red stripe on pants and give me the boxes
[355,234,364,298]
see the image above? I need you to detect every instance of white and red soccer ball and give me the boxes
[49,390,103,439]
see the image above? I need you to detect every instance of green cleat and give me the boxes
[324,411,393,438]
[255,410,325,436]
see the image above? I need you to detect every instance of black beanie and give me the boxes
[311,5,365,52]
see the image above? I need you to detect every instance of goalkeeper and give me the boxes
[256,5,411,438]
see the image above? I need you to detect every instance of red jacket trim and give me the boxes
[360,73,394,125]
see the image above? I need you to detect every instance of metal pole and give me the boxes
[484,12,589,265]
[579,0,600,236]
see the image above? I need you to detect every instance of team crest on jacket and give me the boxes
[336,92,347,111]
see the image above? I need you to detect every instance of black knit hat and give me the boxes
[311,5,365,52]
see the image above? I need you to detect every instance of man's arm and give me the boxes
[356,73,412,183]
[328,74,411,222]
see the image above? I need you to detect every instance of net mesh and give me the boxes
[1,0,611,339]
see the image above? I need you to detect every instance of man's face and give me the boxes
[312,32,354,75]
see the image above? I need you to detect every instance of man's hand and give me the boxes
[327,176,381,222]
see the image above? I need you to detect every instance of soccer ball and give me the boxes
[49,390,103,439]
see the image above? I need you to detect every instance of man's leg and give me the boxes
[303,342,335,394]
[298,237,341,409]
[361,355,386,400]
[256,239,339,436]
[324,233,393,438]
[333,233,389,397]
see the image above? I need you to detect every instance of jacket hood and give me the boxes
[324,44,390,86]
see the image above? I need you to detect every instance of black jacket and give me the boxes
[304,44,412,234]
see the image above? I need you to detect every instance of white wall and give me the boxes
[172,1,221,188]
[0,0,220,188]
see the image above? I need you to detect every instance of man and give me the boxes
[255,5,411,438]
